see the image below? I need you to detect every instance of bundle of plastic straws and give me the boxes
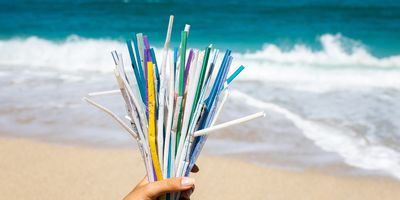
[83,15,264,199]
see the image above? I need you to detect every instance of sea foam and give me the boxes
[0,35,126,72]
[1,34,399,71]
[0,34,399,92]
[231,90,400,179]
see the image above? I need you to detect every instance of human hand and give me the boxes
[124,165,199,200]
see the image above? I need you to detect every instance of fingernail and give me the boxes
[181,177,195,186]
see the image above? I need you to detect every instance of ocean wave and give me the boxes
[0,35,126,73]
[0,34,399,91]
[235,34,400,68]
[232,34,400,91]
[231,89,400,179]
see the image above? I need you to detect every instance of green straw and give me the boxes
[175,30,188,152]
[178,31,188,96]
[189,45,212,118]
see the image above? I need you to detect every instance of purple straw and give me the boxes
[183,49,194,87]
[144,48,149,114]
[143,35,150,49]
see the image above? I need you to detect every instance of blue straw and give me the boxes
[205,49,231,110]
[126,40,146,102]
[226,65,245,84]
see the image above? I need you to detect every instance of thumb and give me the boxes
[145,177,195,198]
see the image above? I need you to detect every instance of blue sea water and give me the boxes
[1,0,400,179]
[1,0,400,56]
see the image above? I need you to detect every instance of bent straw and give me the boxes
[83,96,154,181]
[82,97,138,140]
[193,111,266,137]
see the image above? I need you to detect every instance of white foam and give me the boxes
[231,90,400,179]
[0,34,399,91]
[231,34,400,92]
[235,33,400,68]
[0,35,127,73]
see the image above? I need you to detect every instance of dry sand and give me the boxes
[1,137,400,200]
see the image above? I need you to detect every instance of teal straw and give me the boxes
[126,40,146,102]
[226,65,245,84]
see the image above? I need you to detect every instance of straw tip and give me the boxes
[261,111,266,117]
[184,24,190,32]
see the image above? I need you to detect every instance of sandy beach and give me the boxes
[1,137,399,200]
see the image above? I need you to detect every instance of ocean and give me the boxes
[1,0,400,179]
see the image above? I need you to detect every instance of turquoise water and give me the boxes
[1,0,400,56]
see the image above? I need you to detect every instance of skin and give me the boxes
[124,165,199,200]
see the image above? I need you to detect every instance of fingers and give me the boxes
[137,176,149,187]
[191,164,199,173]
[144,177,195,199]
[180,189,193,200]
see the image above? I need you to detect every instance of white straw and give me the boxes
[157,15,174,173]
[88,90,120,96]
[163,52,176,178]
[82,97,139,140]
[193,111,266,137]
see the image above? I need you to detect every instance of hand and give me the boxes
[124,165,199,200]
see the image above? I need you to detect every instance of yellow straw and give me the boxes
[147,61,163,181]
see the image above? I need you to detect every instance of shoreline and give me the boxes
[1,136,400,199]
